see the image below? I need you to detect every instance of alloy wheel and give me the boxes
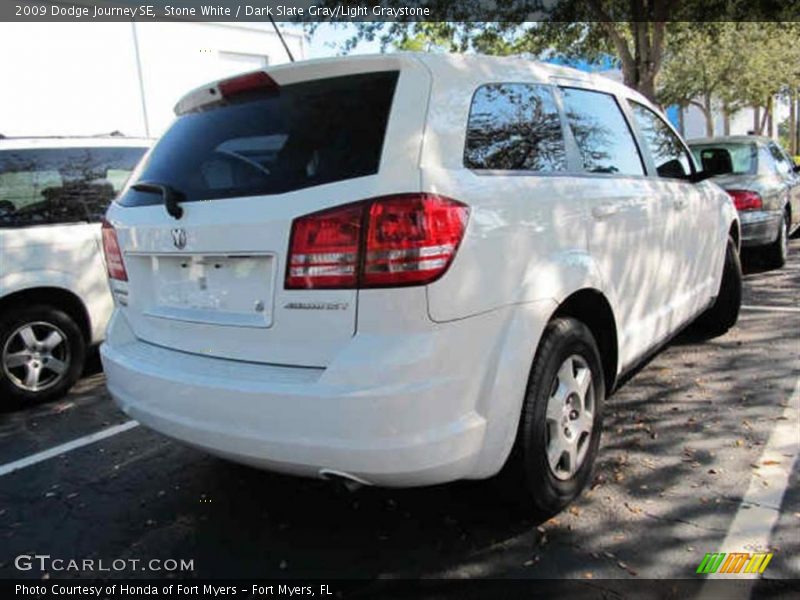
[2,321,71,392]
[545,354,595,481]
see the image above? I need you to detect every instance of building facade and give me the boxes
[0,22,304,138]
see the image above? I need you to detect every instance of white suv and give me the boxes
[101,54,741,515]
[0,136,149,403]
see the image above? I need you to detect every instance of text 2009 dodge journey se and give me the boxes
[101,54,741,516]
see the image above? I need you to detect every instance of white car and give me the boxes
[101,54,741,515]
[0,136,149,403]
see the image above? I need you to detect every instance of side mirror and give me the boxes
[689,170,715,183]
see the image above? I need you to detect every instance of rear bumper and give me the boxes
[740,210,782,247]
[100,310,503,487]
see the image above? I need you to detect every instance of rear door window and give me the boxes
[690,143,756,176]
[119,71,399,207]
[559,88,645,176]
[767,142,793,176]
[0,146,146,227]
[464,83,567,172]
[629,102,694,179]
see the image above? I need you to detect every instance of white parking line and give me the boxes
[704,377,800,583]
[0,420,139,478]
[741,305,800,313]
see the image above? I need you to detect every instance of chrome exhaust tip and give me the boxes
[318,469,370,492]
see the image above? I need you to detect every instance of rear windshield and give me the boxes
[690,143,757,176]
[0,146,146,227]
[118,71,399,207]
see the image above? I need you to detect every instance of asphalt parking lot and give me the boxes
[1,241,798,584]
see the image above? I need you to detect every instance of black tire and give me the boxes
[762,211,789,269]
[0,304,86,405]
[500,317,605,519]
[694,236,742,337]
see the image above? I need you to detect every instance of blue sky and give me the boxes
[286,23,380,58]
[290,23,617,71]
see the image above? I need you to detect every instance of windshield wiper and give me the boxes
[131,182,185,219]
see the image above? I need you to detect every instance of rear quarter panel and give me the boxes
[0,223,112,342]
[416,58,603,323]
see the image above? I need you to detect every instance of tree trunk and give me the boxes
[790,88,797,154]
[628,20,662,102]
[753,106,760,134]
[767,96,774,138]
[796,91,800,155]
[704,95,714,137]
[678,104,685,136]
[723,107,731,136]
[758,99,770,136]
[691,99,714,137]
[589,2,667,103]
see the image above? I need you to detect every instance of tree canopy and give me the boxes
[310,0,799,103]
[658,22,800,135]
[307,1,800,146]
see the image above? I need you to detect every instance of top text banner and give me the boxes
[5,0,800,22]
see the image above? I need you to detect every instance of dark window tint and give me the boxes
[560,88,644,176]
[690,143,756,176]
[629,102,693,179]
[119,72,398,207]
[464,84,566,171]
[0,146,146,227]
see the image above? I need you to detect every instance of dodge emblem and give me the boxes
[171,228,187,249]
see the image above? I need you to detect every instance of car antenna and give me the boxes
[268,15,294,62]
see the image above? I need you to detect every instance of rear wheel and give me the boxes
[0,305,85,405]
[762,211,789,269]
[694,236,742,337]
[501,317,605,519]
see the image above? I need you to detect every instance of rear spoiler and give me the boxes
[174,71,279,115]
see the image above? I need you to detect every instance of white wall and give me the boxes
[682,99,790,140]
[0,22,304,138]
[598,67,790,142]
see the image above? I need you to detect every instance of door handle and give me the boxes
[591,204,619,220]
[673,198,687,211]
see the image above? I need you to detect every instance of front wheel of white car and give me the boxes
[502,317,605,519]
[0,305,86,405]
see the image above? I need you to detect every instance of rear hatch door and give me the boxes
[107,56,431,367]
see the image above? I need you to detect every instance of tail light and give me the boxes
[286,204,362,289]
[363,195,468,286]
[728,190,762,211]
[286,194,469,290]
[218,71,278,99]
[101,219,128,281]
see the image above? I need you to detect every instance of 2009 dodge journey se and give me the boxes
[101,53,742,516]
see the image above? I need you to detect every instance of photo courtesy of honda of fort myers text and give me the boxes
[1,1,800,599]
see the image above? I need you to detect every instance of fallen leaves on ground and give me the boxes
[624,502,642,515]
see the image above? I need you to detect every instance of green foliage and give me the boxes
[306,1,800,106]
[658,22,800,134]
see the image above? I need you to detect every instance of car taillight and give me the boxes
[286,204,362,289]
[218,71,278,99]
[363,195,469,287]
[728,190,762,211]
[101,219,128,281]
[286,194,469,290]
